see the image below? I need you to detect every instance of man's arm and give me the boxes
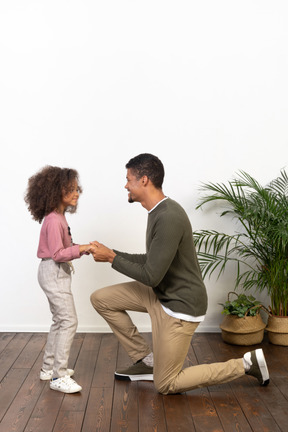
[90,241,147,264]
[90,209,184,287]
[113,215,183,287]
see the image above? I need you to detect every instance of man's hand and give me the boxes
[90,241,116,263]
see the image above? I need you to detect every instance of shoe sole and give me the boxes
[115,372,154,382]
[40,375,53,381]
[256,349,269,386]
[50,385,82,393]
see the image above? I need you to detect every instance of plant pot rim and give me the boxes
[268,314,288,318]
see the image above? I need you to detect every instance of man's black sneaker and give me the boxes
[115,361,153,381]
[244,348,269,386]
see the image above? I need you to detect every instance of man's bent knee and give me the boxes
[90,290,100,311]
[90,288,108,314]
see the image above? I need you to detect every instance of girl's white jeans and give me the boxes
[38,259,77,378]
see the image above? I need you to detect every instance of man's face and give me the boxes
[125,169,143,203]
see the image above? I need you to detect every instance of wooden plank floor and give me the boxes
[0,332,287,432]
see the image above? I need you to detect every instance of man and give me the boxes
[90,153,269,395]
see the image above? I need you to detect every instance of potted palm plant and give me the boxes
[193,170,288,345]
[219,292,266,345]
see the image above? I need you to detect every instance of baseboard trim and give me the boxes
[0,324,221,333]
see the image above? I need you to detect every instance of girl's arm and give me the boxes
[45,219,89,261]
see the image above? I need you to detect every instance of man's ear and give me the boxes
[142,175,149,186]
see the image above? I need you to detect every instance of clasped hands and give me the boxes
[88,241,116,263]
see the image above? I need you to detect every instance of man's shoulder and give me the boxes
[151,198,188,223]
[159,198,186,215]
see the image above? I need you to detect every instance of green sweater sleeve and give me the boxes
[112,204,181,286]
[113,250,147,265]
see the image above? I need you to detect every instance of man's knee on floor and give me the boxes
[154,376,173,395]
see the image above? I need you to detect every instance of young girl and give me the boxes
[25,166,91,394]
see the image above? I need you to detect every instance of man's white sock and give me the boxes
[142,352,154,367]
[243,351,252,371]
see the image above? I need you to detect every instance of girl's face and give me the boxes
[59,181,80,213]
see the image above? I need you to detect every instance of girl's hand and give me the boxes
[79,244,92,255]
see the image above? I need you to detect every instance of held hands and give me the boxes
[89,241,116,263]
[79,241,116,263]
[79,244,92,255]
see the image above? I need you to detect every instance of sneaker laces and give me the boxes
[53,375,76,387]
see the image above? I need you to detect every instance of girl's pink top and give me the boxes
[37,211,80,262]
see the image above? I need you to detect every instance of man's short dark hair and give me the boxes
[126,153,165,189]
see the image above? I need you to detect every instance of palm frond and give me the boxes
[194,169,288,315]
[268,169,288,197]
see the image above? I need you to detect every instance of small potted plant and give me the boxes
[219,292,266,345]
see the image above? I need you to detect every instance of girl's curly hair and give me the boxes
[24,166,82,223]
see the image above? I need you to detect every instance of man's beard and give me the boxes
[128,191,135,203]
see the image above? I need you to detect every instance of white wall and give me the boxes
[0,1,287,333]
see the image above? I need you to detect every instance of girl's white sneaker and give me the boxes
[50,375,82,393]
[40,368,74,381]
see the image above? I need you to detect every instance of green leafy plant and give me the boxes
[220,292,262,318]
[194,170,288,316]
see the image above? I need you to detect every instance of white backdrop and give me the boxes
[0,1,287,332]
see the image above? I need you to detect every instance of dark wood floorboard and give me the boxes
[0,332,287,432]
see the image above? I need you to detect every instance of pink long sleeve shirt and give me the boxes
[37,211,80,262]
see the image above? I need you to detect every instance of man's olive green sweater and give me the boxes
[112,198,207,317]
